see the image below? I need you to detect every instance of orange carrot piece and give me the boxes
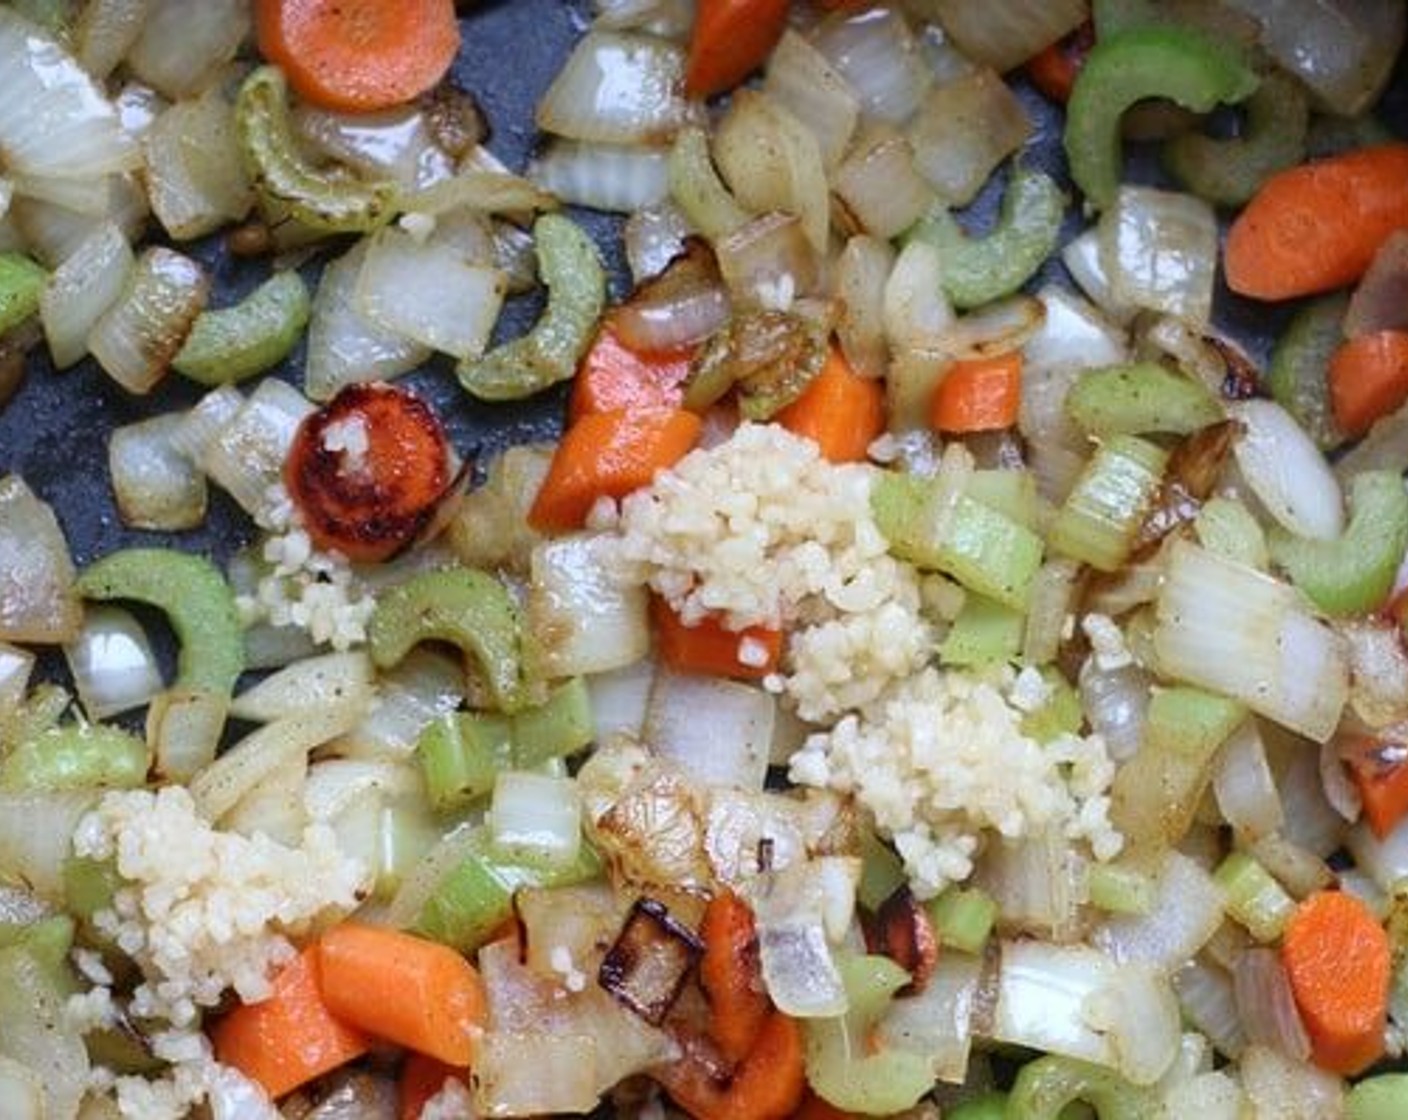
[776,347,885,463]
[255,0,460,112]
[1328,329,1408,437]
[1025,22,1095,104]
[656,1012,807,1120]
[652,596,783,682]
[1344,735,1408,840]
[399,1053,466,1120]
[317,924,486,1068]
[1281,890,1391,1076]
[1225,144,1408,301]
[930,351,1023,433]
[211,948,372,1100]
[791,1092,857,1120]
[528,407,702,532]
[699,890,773,1065]
[569,320,694,423]
[685,0,791,98]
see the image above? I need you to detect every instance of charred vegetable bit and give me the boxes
[683,308,828,419]
[1133,418,1240,550]
[598,897,703,1026]
[172,270,311,386]
[864,886,939,995]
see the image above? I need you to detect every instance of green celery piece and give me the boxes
[0,252,47,336]
[927,887,997,954]
[1019,668,1083,744]
[906,167,1067,310]
[1213,850,1295,941]
[0,915,74,967]
[668,126,749,241]
[1007,1053,1160,1120]
[76,549,243,698]
[0,682,70,753]
[369,567,523,712]
[871,474,1043,610]
[1266,293,1347,450]
[0,931,87,1118]
[1164,70,1308,208]
[1194,496,1269,570]
[1269,471,1408,616]
[459,213,605,401]
[947,1092,1008,1120]
[1086,861,1155,915]
[965,469,1039,531]
[416,712,513,812]
[858,829,907,914]
[1049,435,1169,572]
[62,856,120,923]
[511,677,594,768]
[939,593,1024,667]
[85,1019,164,1076]
[172,271,311,386]
[1065,362,1223,438]
[1065,25,1258,209]
[236,66,397,233]
[1349,1074,1408,1120]
[0,722,149,792]
[803,954,935,1114]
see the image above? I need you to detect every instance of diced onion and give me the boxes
[222,755,309,847]
[10,171,112,215]
[169,384,244,463]
[906,69,1032,206]
[1341,618,1408,728]
[108,412,207,531]
[201,377,313,522]
[763,30,860,169]
[1081,965,1183,1086]
[337,648,465,761]
[1234,947,1311,1061]
[623,202,691,285]
[931,0,1088,73]
[0,790,96,900]
[531,140,670,213]
[1228,399,1344,541]
[644,669,775,791]
[0,1056,43,1120]
[1079,660,1153,763]
[1172,960,1246,1060]
[1023,285,1129,377]
[528,534,650,679]
[294,103,456,192]
[1211,720,1284,842]
[39,220,132,369]
[1241,1045,1345,1118]
[715,212,819,310]
[1099,186,1217,328]
[884,240,954,351]
[833,128,935,241]
[144,84,253,240]
[63,604,161,720]
[877,950,983,1084]
[0,476,81,644]
[613,244,730,351]
[73,0,149,81]
[88,246,208,395]
[587,658,656,746]
[490,772,583,868]
[833,234,893,380]
[974,832,1087,941]
[473,1032,600,1117]
[124,0,248,100]
[147,688,229,782]
[811,7,931,125]
[230,651,376,724]
[1091,852,1226,972]
[1061,228,1137,325]
[0,643,35,715]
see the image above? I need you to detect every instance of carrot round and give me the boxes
[211,948,372,1100]
[255,0,461,112]
[1329,329,1408,438]
[656,1012,806,1120]
[685,0,791,98]
[569,319,694,423]
[317,924,486,1068]
[652,596,783,682]
[699,890,772,1065]
[399,1052,466,1120]
[1281,889,1391,1076]
[528,407,701,532]
[930,351,1023,433]
[1224,144,1408,301]
[776,347,885,464]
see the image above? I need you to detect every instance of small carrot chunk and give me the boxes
[317,924,486,1068]
[776,347,885,463]
[569,320,694,423]
[652,596,783,681]
[1344,734,1408,840]
[1281,890,1391,1076]
[930,351,1023,433]
[399,1052,466,1120]
[1025,21,1095,104]
[685,0,791,98]
[656,1012,806,1120]
[212,948,372,1100]
[1328,329,1408,438]
[528,408,701,532]
[699,890,772,1065]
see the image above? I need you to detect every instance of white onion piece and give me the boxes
[124,0,248,100]
[925,294,1046,363]
[108,412,207,531]
[305,760,421,824]
[531,140,669,213]
[877,949,983,1084]
[746,857,857,1016]
[1229,399,1344,540]
[0,1057,43,1120]
[1091,852,1226,972]
[1247,832,1333,899]
[473,1032,599,1117]
[833,127,935,241]
[169,384,243,463]
[1320,736,1362,823]
[88,246,208,395]
[623,202,691,285]
[715,211,819,310]
[201,377,312,523]
[0,643,35,716]
[147,688,229,782]
[205,1063,281,1120]
[1099,186,1217,327]
[222,755,309,848]
[645,669,775,791]
[490,772,583,868]
[812,7,930,124]
[1234,947,1312,1061]
[833,234,893,380]
[587,658,656,746]
[1022,558,1080,667]
[884,240,954,351]
[114,81,165,140]
[39,220,132,369]
[1079,660,1153,764]
[231,651,376,724]
[294,103,455,193]
[974,832,1087,941]
[11,197,104,267]
[763,29,860,168]
[10,171,112,215]
[1172,960,1246,1060]
[144,84,252,240]
[907,68,1032,206]
[355,227,506,361]
[305,241,431,402]
[1212,720,1284,842]
[74,0,150,80]
[0,475,81,644]
[528,534,650,678]
[0,8,139,179]
[1347,813,1408,893]
[537,31,698,145]
[613,264,727,350]
[931,0,1087,72]
[1241,1044,1344,1119]
[1061,227,1137,325]
[403,171,555,221]
[337,648,465,761]
[63,604,161,721]
[1024,285,1129,377]
[1081,965,1183,1086]
[0,790,96,900]
[1341,617,1408,728]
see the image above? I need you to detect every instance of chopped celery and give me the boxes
[1049,435,1168,572]
[369,568,523,712]
[1348,1073,1408,1120]
[1194,496,1269,570]
[1064,363,1222,438]
[668,126,749,241]
[927,887,997,954]
[1019,668,1084,744]
[172,271,311,386]
[458,213,605,401]
[858,830,907,914]
[0,252,47,336]
[1268,471,1408,617]
[510,677,594,768]
[0,915,74,967]
[1213,851,1296,941]
[872,473,1043,610]
[62,856,119,923]
[0,926,87,1120]
[1007,1053,1159,1120]
[417,712,513,812]
[1266,293,1347,451]
[0,722,149,792]
[939,593,1024,667]
[905,166,1066,309]
[947,1092,1008,1120]
[1087,861,1155,916]
[965,469,1040,531]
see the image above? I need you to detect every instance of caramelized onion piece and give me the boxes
[864,885,939,996]
[598,897,703,1026]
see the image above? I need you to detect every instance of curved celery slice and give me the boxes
[1349,1073,1408,1120]
[458,213,605,401]
[906,167,1066,310]
[946,1092,1008,1120]
[1065,362,1223,438]
[0,252,47,336]
[1163,70,1308,208]
[1006,1053,1160,1120]
[236,66,398,234]
[1266,293,1347,451]
[1268,471,1408,617]
[172,270,311,386]
[1049,435,1169,572]
[1064,26,1258,209]
[668,125,749,241]
[0,723,148,792]
[369,567,523,711]
[75,548,243,698]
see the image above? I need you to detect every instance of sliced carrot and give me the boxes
[255,0,460,112]
[528,407,701,532]
[1328,329,1408,437]
[685,0,791,98]
[1025,21,1095,104]
[211,947,372,1100]
[399,1053,466,1120]
[1225,144,1408,301]
[1344,734,1408,840]
[699,890,772,1064]
[652,596,783,682]
[656,1011,807,1120]
[317,924,486,1068]
[568,319,694,423]
[930,351,1023,433]
[1281,890,1391,1076]
[776,347,885,463]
